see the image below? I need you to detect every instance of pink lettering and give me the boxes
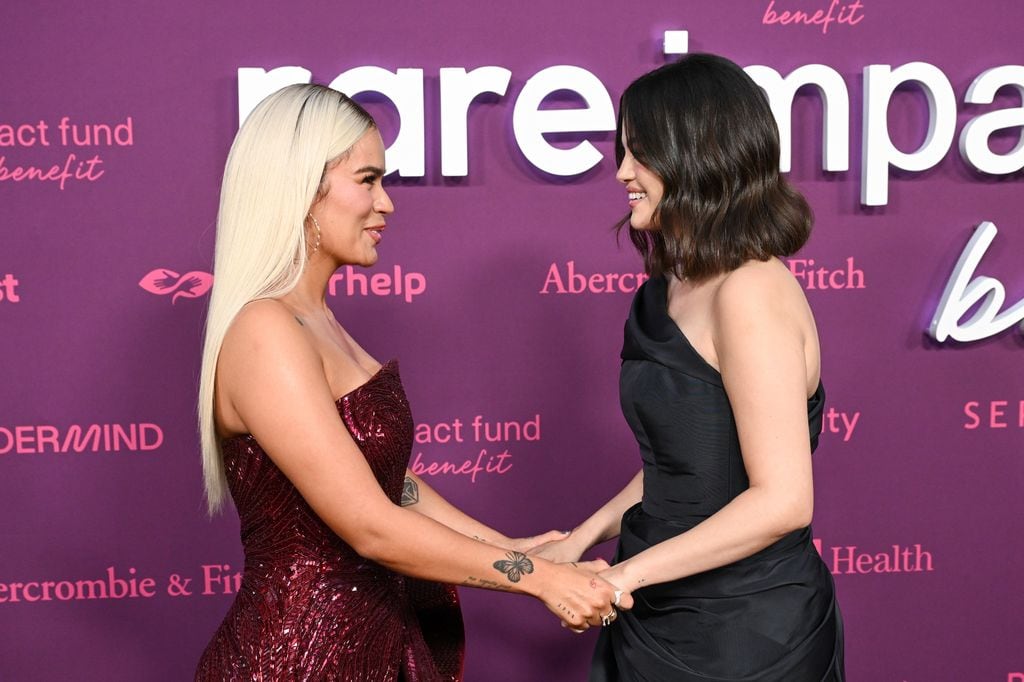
[840,0,865,26]
[370,272,390,295]
[787,257,865,290]
[75,579,107,599]
[14,426,35,453]
[990,400,1008,428]
[830,544,933,574]
[22,582,40,602]
[140,423,163,450]
[961,400,1024,430]
[202,564,242,595]
[0,273,20,302]
[415,419,466,444]
[540,262,647,295]
[823,408,860,442]
[0,153,106,190]
[0,121,51,147]
[761,0,863,35]
[963,401,980,429]
[109,567,135,598]
[57,116,134,147]
[138,578,156,597]
[54,581,74,600]
[37,425,59,452]
[328,265,426,302]
[410,450,514,482]
[0,567,158,602]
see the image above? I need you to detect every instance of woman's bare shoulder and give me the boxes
[714,258,803,315]
[219,299,318,380]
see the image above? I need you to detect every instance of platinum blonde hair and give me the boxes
[199,84,374,514]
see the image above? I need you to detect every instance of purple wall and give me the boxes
[2,1,1022,680]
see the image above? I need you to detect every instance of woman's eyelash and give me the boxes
[361,174,378,184]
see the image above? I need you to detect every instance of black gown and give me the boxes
[591,277,844,681]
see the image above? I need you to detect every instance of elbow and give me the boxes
[777,495,813,534]
[345,514,400,565]
[758,489,813,536]
[351,531,387,563]
[790,500,814,532]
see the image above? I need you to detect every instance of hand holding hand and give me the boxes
[528,529,588,564]
[503,530,570,554]
[535,561,633,633]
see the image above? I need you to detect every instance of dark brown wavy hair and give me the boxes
[616,53,813,281]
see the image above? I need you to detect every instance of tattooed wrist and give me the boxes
[400,477,419,506]
[493,551,534,583]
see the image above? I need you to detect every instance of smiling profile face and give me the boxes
[312,128,393,267]
[615,130,665,231]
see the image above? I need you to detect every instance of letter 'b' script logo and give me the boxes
[139,269,212,303]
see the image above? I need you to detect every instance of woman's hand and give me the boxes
[503,530,570,554]
[528,529,590,564]
[534,561,634,632]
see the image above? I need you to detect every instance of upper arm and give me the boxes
[711,264,814,518]
[217,301,396,548]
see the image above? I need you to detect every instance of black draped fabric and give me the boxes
[591,277,844,682]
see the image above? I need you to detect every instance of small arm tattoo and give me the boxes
[493,551,534,583]
[401,477,419,506]
[461,576,513,591]
[294,316,304,326]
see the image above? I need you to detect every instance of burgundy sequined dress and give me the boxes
[196,360,464,681]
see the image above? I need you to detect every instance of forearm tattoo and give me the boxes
[493,551,534,583]
[401,477,419,506]
[461,576,513,591]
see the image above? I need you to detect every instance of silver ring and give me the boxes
[613,590,623,607]
[601,609,617,627]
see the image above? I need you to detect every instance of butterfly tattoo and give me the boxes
[493,551,535,583]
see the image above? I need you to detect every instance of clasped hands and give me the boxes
[507,530,632,633]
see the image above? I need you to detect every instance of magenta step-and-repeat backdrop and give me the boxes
[2,1,1022,680]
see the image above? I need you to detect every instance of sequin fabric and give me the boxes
[196,360,465,681]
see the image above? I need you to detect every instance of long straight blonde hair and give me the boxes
[199,84,374,514]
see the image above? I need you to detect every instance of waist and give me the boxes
[240,548,405,593]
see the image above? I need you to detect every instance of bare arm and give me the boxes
[401,471,566,552]
[600,264,817,590]
[218,300,630,627]
[530,470,643,564]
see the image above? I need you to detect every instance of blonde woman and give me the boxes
[194,84,631,681]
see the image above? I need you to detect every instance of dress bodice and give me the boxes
[221,360,414,565]
[620,276,825,526]
[196,360,463,682]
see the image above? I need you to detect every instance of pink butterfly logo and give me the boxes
[139,268,213,304]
